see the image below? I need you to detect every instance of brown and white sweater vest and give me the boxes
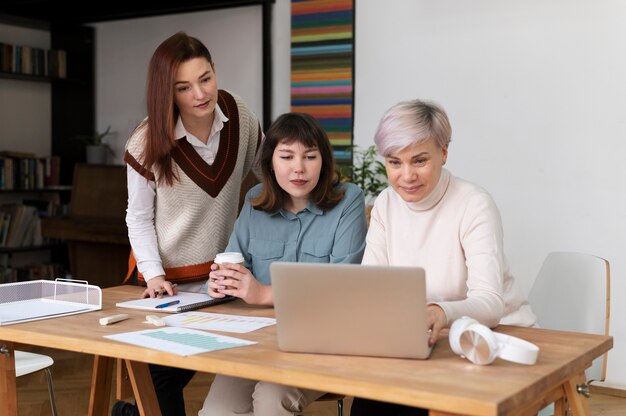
[124,90,261,284]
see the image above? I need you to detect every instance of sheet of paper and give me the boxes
[161,312,276,333]
[104,327,256,356]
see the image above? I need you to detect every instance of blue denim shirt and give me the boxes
[225,182,367,285]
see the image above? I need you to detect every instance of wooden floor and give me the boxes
[14,345,625,416]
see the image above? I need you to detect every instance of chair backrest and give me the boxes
[528,251,610,382]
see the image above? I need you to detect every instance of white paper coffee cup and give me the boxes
[214,252,244,290]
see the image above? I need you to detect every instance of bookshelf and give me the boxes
[0,41,66,79]
[0,19,93,284]
[0,19,95,186]
[0,186,71,283]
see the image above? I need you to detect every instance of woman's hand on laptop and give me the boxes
[208,263,273,306]
[426,304,447,346]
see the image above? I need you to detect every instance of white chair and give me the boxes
[528,252,610,415]
[15,350,58,416]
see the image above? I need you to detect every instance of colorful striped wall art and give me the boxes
[290,0,354,165]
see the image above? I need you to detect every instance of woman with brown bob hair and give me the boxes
[199,112,368,416]
[252,111,345,212]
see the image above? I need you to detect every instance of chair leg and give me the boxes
[44,368,58,416]
[337,397,344,416]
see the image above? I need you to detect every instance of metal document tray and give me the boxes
[0,279,102,325]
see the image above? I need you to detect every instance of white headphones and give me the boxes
[449,316,539,365]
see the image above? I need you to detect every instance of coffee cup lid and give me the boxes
[214,252,244,263]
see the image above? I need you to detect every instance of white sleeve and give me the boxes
[435,192,506,328]
[125,165,164,281]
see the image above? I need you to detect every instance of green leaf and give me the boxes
[343,144,388,200]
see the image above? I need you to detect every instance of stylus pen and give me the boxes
[155,300,180,309]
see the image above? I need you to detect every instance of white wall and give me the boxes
[0,23,50,156]
[353,0,626,387]
[93,6,263,164]
[272,0,292,118]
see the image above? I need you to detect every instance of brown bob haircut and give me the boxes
[251,112,345,212]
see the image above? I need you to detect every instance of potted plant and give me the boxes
[340,144,388,223]
[74,125,115,164]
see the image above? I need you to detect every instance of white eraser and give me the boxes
[146,315,166,327]
[99,313,129,326]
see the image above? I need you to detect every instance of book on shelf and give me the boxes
[0,204,40,248]
[23,198,61,218]
[0,42,13,73]
[0,152,61,190]
[0,200,53,248]
[0,41,65,79]
[20,46,32,75]
[47,49,66,79]
[0,204,21,247]
[0,212,10,247]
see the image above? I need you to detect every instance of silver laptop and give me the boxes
[271,262,432,359]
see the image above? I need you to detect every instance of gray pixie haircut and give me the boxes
[374,99,452,156]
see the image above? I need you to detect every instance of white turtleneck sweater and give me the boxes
[363,169,536,328]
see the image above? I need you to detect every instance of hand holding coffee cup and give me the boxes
[213,252,245,291]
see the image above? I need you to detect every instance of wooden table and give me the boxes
[0,285,613,416]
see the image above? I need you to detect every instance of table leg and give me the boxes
[0,341,18,416]
[554,397,566,416]
[88,355,114,416]
[125,360,162,416]
[116,358,133,400]
[564,372,591,416]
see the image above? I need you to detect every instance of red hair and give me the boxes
[140,31,213,185]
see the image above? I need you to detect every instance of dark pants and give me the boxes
[350,398,428,416]
[149,364,196,416]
